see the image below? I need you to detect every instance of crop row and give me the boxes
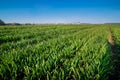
[0,24,119,79]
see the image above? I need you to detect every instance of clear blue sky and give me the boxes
[0,0,120,23]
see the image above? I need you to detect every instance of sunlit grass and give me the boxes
[0,24,119,79]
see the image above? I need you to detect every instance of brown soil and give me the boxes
[108,32,115,46]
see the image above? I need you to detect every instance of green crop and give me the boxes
[0,24,120,80]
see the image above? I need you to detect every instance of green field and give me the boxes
[0,24,120,80]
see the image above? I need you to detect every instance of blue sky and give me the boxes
[0,0,120,23]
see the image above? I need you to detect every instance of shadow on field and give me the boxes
[108,27,120,80]
[108,30,120,80]
[109,43,120,80]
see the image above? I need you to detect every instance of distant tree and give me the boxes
[0,19,5,25]
[25,23,31,25]
[6,23,21,25]
[11,23,21,25]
